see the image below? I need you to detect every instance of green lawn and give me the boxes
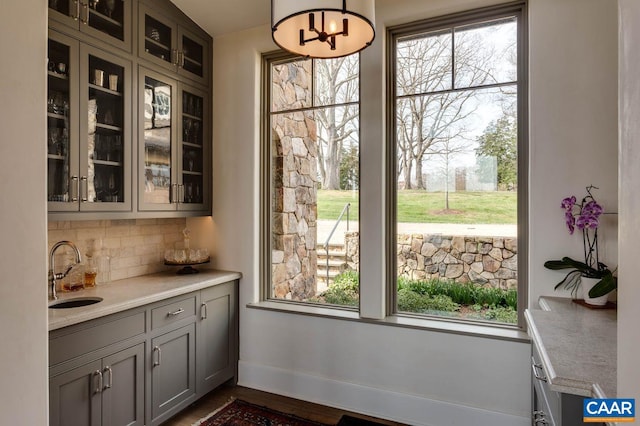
[317,190,517,224]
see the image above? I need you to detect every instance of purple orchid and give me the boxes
[576,213,599,230]
[559,186,604,271]
[565,210,575,234]
[561,196,576,210]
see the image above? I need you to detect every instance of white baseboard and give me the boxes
[238,360,529,426]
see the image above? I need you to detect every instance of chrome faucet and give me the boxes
[49,240,82,300]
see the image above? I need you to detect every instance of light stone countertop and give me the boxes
[48,269,242,331]
[525,296,616,398]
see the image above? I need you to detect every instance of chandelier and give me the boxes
[271,0,375,59]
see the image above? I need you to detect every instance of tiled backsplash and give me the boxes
[48,218,187,282]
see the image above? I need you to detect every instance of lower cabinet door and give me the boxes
[150,323,196,424]
[50,360,103,426]
[102,343,145,426]
[197,281,236,396]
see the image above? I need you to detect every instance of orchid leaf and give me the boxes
[588,272,617,298]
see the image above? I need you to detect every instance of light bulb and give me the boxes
[329,20,337,33]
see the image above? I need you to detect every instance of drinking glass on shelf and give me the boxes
[183,118,192,142]
[192,121,200,145]
[48,128,59,155]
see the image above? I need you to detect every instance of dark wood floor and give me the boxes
[163,382,407,426]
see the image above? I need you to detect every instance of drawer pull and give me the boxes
[167,308,185,317]
[532,357,548,382]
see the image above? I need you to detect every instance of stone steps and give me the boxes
[316,243,346,287]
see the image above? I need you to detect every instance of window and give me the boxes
[389,4,527,325]
[262,53,360,308]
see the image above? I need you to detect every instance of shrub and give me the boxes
[321,270,359,306]
[397,288,431,312]
[397,288,459,313]
[482,306,518,323]
[504,288,518,309]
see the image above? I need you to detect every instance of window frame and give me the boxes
[260,50,362,310]
[385,1,529,329]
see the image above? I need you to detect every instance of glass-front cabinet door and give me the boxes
[80,44,132,211]
[48,29,132,213]
[139,68,177,211]
[138,68,210,212]
[177,27,209,87]
[48,0,132,52]
[178,84,209,210]
[139,5,210,87]
[48,32,80,211]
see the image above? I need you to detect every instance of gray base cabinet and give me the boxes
[531,342,603,426]
[150,324,197,425]
[49,280,238,426]
[50,343,144,426]
[197,281,237,396]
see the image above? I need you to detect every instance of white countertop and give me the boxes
[525,297,616,398]
[49,269,242,331]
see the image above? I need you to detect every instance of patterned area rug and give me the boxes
[193,399,330,426]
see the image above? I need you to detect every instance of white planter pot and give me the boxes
[581,276,609,306]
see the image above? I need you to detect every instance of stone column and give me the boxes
[271,61,318,300]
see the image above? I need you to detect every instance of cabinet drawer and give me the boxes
[532,343,560,423]
[50,310,145,366]
[151,295,196,330]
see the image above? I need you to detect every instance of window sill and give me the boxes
[247,300,530,343]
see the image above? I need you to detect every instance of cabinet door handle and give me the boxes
[153,346,162,367]
[80,176,88,202]
[102,366,113,390]
[171,49,179,66]
[80,2,88,24]
[531,358,548,382]
[70,175,79,202]
[167,308,185,317]
[170,183,178,203]
[72,0,79,20]
[178,51,185,68]
[179,184,185,203]
[201,302,207,320]
[93,370,103,394]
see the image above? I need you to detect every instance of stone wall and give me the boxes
[271,61,319,300]
[344,233,518,289]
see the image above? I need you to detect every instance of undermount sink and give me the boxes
[48,297,103,309]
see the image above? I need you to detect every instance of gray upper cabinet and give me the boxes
[48,0,133,53]
[48,29,133,214]
[197,281,237,396]
[48,0,212,219]
[138,67,210,213]
[138,4,210,87]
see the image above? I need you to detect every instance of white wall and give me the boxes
[201,0,619,424]
[617,0,640,403]
[529,0,618,304]
[0,0,49,424]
